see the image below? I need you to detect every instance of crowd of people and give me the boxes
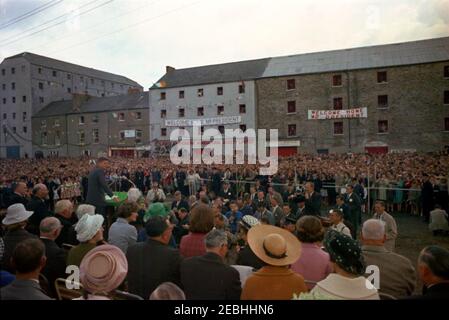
[0,153,448,300]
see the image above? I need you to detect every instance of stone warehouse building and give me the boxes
[31,92,149,158]
[0,52,143,158]
[257,37,449,155]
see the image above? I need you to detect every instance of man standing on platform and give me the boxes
[345,184,362,238]
[86,157,115,219]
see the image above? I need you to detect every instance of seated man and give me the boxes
[54,200,78,247]
[328,209,352,238]
[361,219,416,298]
[0,238,51,300]
[429,204,449,236]
[180,229,241,300]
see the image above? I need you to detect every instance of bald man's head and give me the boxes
[361,219,386,246]
[33,183,49,199]
[40,217,62,240]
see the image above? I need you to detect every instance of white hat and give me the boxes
[2,203,34,226]
[75,214,104,242]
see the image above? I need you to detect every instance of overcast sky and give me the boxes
[0,0,448,88]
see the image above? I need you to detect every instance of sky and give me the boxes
[0,0,448,89]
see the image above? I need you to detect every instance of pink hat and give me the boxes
[80,244,128,294]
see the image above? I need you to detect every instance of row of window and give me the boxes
[160,104,246,118]
[39,112,143,128]
[160,84,245,100]
[2,126,27,135]
[159,125,247,137]
[2,112,27,121]
[40,129,144,145]
[2,96,27,104]
[285,121,391,137]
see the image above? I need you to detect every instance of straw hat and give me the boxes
[247,224,301,266]
[80,244,128,294]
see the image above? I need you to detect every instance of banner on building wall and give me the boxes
[124,130,136,138]
[307,107,367,120]
[165,116,242,127]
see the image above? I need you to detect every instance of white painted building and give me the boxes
[0,52,142,158]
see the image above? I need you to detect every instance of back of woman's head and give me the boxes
[296,216,325,243]
[189,204,214,234]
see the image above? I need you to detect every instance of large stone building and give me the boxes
[257,37,449,155]
[0,52,142,158]
[149,61,268,153]
[31,92,149,158]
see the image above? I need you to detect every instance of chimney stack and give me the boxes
[166,66,175,73]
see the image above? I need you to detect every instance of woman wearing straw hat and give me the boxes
[75,244,128,300]
[241,224,308,300]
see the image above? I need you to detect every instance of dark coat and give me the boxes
[126,239,183,299]
[346,192,362,231]
[409,283,449,299]
[171,200,190,212]
[1,228,37,272]
[86,168,113,208]
[40,238,67,296]
[305,192,321,216]
[26,196,52,234]
[7,193,29,207]
[0,279,52,300]
[55,214,78,247]
[236,246,265,270]
[180,252,241,300]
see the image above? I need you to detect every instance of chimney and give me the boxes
[72,93,90,112]
[166,66,175,73]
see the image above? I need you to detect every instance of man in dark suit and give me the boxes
[335,194,353,233]
[252,191,270,212]
[219,181,235,201]
[171,191,189,212]
[304,182,321,216]
[86,157,114,218]
[270,195,285,227]
[211,168,222,197]
[346,185,362,238]
[26,183,52,235]
[421,175,435,223]
[294,195,307,219]
[126,216,183,299]
[134,166,145,192]
[7,181,29,207]
[39,217,67,298]
[180,229,241,300]
[54,200,78,247]
[0,238,51,300]
[410,245,449,299]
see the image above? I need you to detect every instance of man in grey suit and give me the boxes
[86,157,115,219]
[361,219,415,299]
[0,238,52,300]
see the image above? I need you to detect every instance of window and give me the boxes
[240,124,246,132]
[378,120,388,134]
[161,128,167,136]
[23,126,27,133]
[161,110,166,118]
[160,92,166,100]
[218,125,225,134]
[2,98,5,104]
[67,74,71,80]
[38,67,42,74]
[288,124,297,137]
[12,112,16,119]
[79,116,85,125]
[378,95,388,108]
[287,101,296,113]
[2,84,5,90]
[118,112,125,121]
[179,108,185,117]
[54,119,60,127]
[22,95,26,102]
[197,88,204,97]
[11,67,15,74]
[239,84,245,94]
[55,131,61,145]
[179,90,184,99]
[119,131,125,142]
[92,129,99,144]
[217,87,223,95]
[12,127,16,134]
[287,79,296,90]
[92,114,99,123]
[136,129,142,143]
[197,107,204,116]
[39,82,43,90]
[78,130,85,144]
[52,70,57,77]
[21,65,25,73]
[90,78,94,85]
[12,97,15,103]
[333,121,343,135]
[39,97,44,103]
[377,71,387,83]
[41,120,47,127]
[2,69,5,76]
[444,90,449,105]
[444,66,449,78]
[23,112,27,121]
[239,104,246,114]
[2,113,6,119]
[41,132,48,145]
[135,112,142,120]
[200,126,205,134]
[333,97,343,110]
[11,82,15,90]
[67,87,71,93]
[217,105,224,115]
[101,80,105,85]
[332,75,342,86]
[445,118,449,131]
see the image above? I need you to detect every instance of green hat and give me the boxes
[144,203,170,223]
